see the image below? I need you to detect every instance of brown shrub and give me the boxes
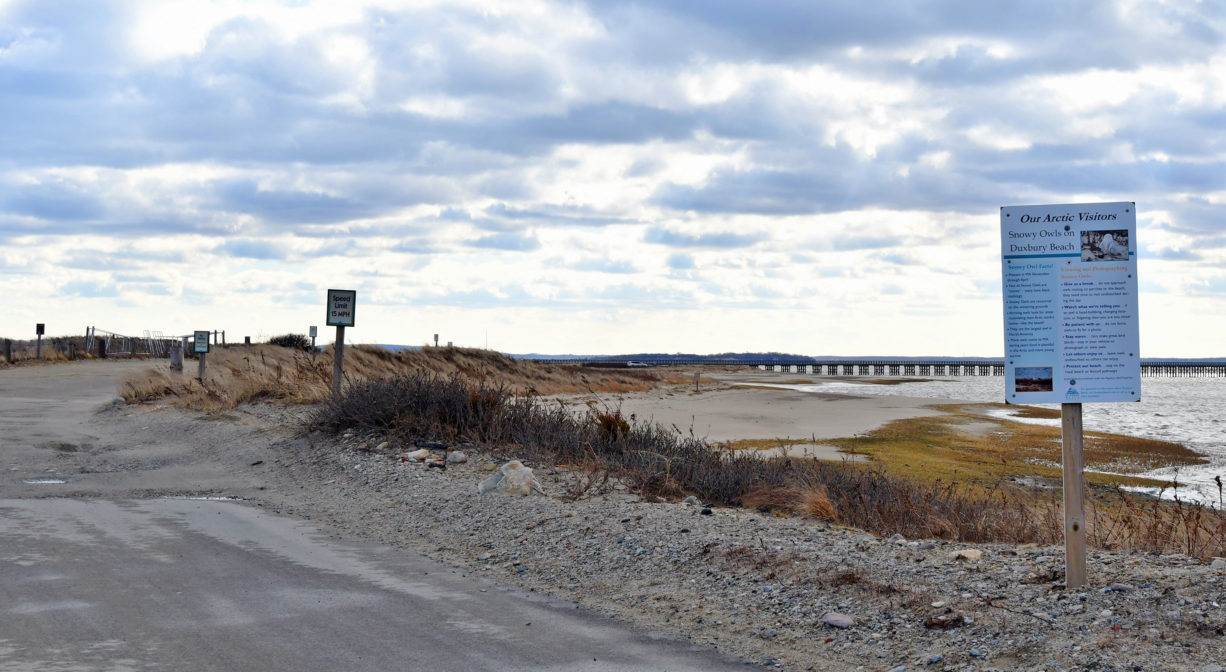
[741,484,802,514]
[799,486,839,523]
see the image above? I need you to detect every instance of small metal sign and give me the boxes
[309,326,318,338]
[193,331,211,354]
[35,323,44,336]
[326,289,356,327]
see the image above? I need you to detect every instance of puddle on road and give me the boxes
[21,478,69,484]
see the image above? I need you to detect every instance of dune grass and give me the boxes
[120,344,672,410]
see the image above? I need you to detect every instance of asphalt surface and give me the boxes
[0,361,746,671]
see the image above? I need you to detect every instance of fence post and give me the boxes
[4,339,11,363]
[169,341,183,372]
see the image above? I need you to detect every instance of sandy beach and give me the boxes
[561,369,951,460]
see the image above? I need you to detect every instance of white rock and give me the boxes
[478,460,545,496]
[822,611,855,629]
[950,549,983,562]
[402,449,432,460]
[1210,557,1226,570]
[447,451,467,464]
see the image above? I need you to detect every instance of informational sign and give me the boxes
[326,289,356,327]
[193,331,211,354]
[1001,202,1140,403]
[35,323,44,336]
[309,326,318,338]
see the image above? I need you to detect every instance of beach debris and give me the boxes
[447,451,468,465]
[402,448,432,461]
[821,611,855,629]
[924,611,966,629]
[478,460,546,496]
[950,549,983,562]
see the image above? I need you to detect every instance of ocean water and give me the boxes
[780,376,1226,506]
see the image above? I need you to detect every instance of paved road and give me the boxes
[0,362,746,671]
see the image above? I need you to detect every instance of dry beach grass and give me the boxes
[120,343,671,409]
[121,346,1226,557]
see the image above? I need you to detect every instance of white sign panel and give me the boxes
[193,330,210,354]
[326,289,356,327]
[1001,202,1140,403]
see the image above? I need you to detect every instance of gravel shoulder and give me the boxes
[260,408,1226,672]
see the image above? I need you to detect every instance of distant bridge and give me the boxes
[532,357,1226,377]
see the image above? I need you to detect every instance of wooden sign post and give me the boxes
[1061,403,1087,588]
[193,331,210,381]
[326,289,357,399]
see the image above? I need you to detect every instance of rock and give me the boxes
[375,441,390,452]
[1108,583,1134,592]
[887,667,907,672]
[926,655,943,665]
[1210,558,1226,570]
[950,549,983,562]
[888,533,906,545]
[478,460,546,496]
[916,540,937,550]
[447,451,468,464]
[417,441,448,449]
[403,449,432,460]
[700,507,713,515]
[682,495,701,507]
[821,611,854,628]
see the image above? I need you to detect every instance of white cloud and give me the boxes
[2,0,1225,354]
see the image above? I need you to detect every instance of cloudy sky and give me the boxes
[2,0,1223,355]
